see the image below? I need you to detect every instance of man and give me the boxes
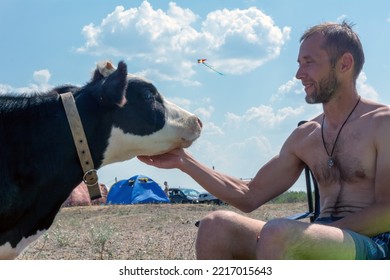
[138,22,390,259]
[163,181,169,196]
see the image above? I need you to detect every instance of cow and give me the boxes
[0,61,202,259]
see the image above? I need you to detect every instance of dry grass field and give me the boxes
[17,202,307,260]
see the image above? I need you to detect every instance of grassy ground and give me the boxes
[17,202,307,260]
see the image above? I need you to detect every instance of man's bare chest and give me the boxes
[299,123,376,184]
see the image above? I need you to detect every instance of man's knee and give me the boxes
[256,218,299,259]
[261,218,294,239]
[196,210,238,259]
[197,210,238,244]
[198,210,236,230]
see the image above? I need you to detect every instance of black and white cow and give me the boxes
[0,61,202,259]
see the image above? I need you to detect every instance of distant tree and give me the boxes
[269,191,308,204]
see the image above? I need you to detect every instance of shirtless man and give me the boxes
[138,22,390,259]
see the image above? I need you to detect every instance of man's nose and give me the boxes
[295,66,304,80]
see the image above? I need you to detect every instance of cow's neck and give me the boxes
[60,92,101,200]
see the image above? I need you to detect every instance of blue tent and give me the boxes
[107,175,169,204]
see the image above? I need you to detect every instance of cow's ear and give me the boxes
[100,61,128,107]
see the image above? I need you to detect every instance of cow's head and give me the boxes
[95,61,202,165]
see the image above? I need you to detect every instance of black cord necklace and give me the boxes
[321,96,361,168]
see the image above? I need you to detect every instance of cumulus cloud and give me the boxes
[225,104,304,128]
[0,69,52,94]
[194,105,214,120]
[196,135,274,178]
[278,78,301,94]
[165,96,192,111]
[270,77,302,102]
[77,1,290,84]
[33,69,51,85]
[357,72,379,101]
[203,122,224,136]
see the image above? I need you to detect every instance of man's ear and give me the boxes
[339,52,354,73]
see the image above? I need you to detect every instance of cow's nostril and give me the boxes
[196,117,203,128]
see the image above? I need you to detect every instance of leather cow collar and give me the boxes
[60,92,101,200]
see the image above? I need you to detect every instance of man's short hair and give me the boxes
[300,21,365,81]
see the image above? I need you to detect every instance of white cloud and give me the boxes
[0,69,53,94]
[77,1,291,84]
[196,135,274,178]
[278,78,300,94]
[357,72,379,101]
[271,77,302,102]
[203,121,224,136]
[33,69,51,85]
[194,105,214,120]
[225,104,304,128]
[200,7,291,74]
[165,96,192,111]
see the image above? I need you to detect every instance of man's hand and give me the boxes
[137,148,187,170]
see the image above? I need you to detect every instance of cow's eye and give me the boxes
[142,90,154,101]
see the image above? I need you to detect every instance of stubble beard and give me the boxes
[305,69,339,104]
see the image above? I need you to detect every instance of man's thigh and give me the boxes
[294,222,356,259]
[258,219,356,259]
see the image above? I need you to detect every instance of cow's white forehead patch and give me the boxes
[97,61,116,77]
[96,61,148,83]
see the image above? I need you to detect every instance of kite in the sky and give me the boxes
[197,59,225,76]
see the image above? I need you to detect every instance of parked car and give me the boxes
[168,188,200,203]
[198,192,223,205]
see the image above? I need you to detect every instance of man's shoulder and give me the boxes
[362,100,390,122]
[365,102,390,152]
[362,99,389,113]
[295,117,321,132]
[360,100,390,140]
[287,118,321,147]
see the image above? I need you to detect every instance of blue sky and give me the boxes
[1,0,390,192]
